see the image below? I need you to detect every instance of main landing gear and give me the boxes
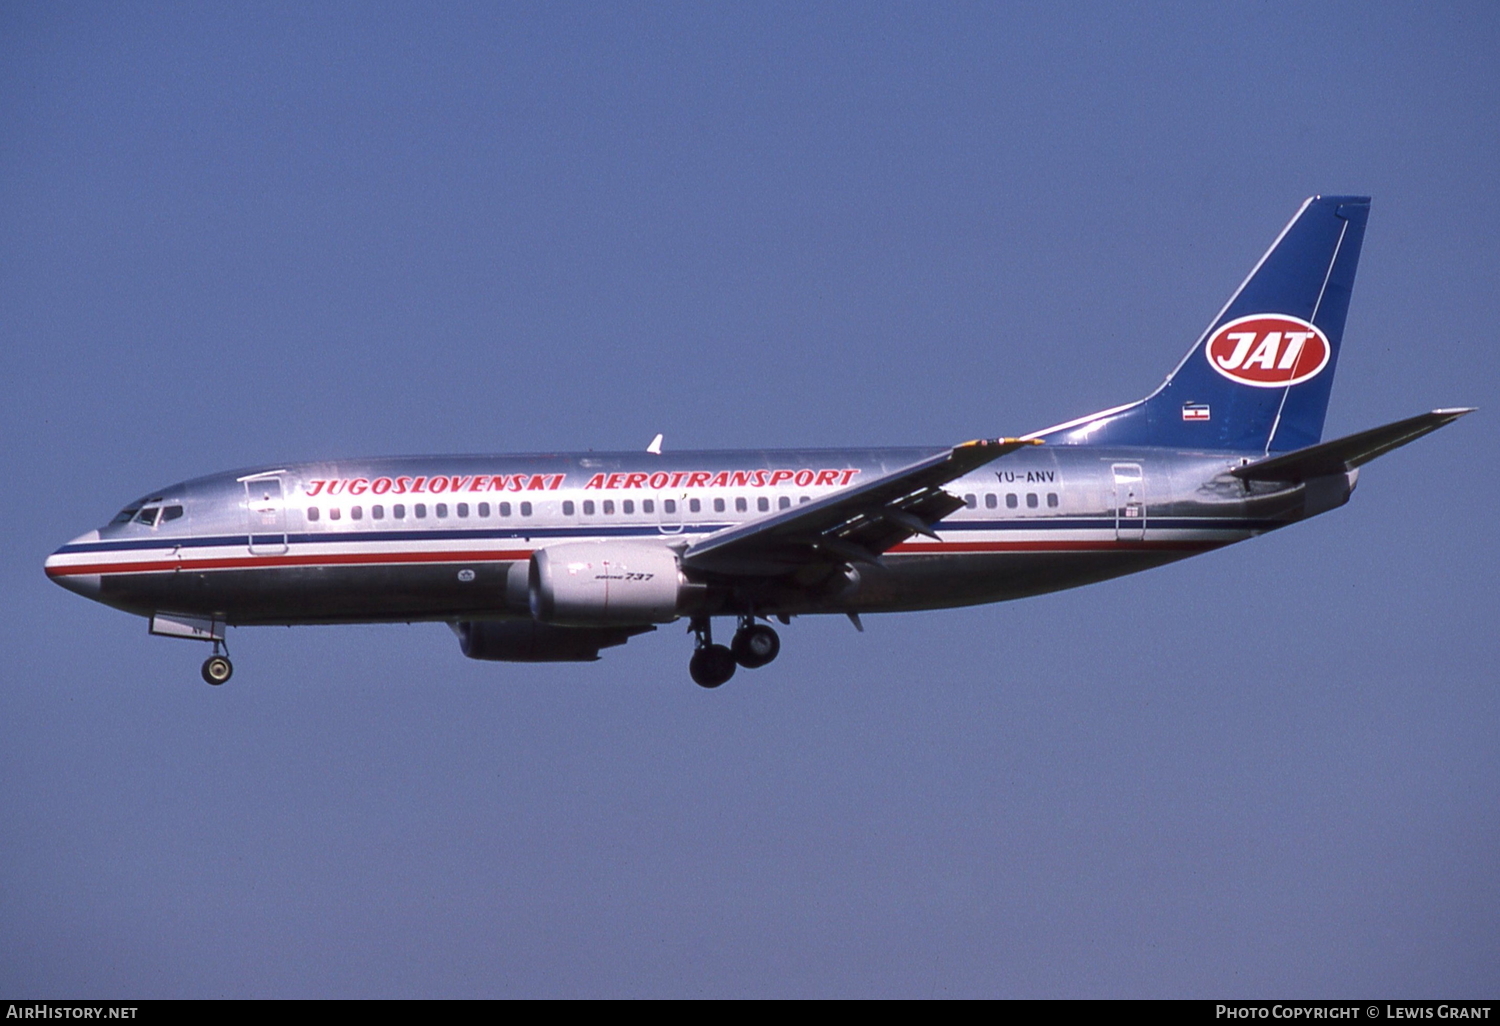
[732,622,780,668]
[201,639,233,686]
[689,616,780,688]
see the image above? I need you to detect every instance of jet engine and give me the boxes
[529,541,687,627]
[455,620,654,662]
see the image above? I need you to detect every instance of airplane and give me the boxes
[44,196,1471,688]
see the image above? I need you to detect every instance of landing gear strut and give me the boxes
[688,617,736,688]
[201,638,233,686]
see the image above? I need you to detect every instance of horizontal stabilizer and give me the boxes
[1232,408,1473,483]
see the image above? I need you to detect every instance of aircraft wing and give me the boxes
[1232,408,1474,483]
[681,438,1040,576]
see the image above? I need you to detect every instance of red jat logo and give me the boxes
[1205,314,1331,388]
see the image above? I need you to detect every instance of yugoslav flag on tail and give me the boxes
[1034,195,1370,453]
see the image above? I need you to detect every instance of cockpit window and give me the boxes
[162,505,184,522]
[114,496,165,527]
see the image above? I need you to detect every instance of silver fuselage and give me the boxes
[44,445,1330,626]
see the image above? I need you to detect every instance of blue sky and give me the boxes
[2,2,1496,997]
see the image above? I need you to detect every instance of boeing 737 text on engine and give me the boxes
[45,197,1472,687]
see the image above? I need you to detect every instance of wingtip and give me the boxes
[958,437,1044,449]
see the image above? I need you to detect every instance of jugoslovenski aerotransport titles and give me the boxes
[45,196,1472,687]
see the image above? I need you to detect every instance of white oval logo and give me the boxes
[1205,313,1331,388]
[456,568,476,583]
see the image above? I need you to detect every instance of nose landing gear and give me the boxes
[688,616,782,687]
[201,639,233,685]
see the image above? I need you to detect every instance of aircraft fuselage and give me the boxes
[45,445,1318,626]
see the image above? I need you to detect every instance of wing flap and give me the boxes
[682,438,1039,576]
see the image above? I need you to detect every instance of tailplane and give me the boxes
[1230,408,1474,483]
[1033,195,1370,453]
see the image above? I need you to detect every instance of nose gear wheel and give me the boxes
[202,655,233,685]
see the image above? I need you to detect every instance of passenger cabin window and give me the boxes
[713,498,725,513]
[689,499,701,513]
[329,508,341,521]
[499,502,512,517]
[623,500,634,514]
[758,497,769,512]
[1006,493,1018,509]
[735,497,747,513]
[663,499,676,514]
[457,503,469,517]
[520,502,532,517]
[643,499,654,514]
[1047,493,1059,508]
[414,504,426,518]
[562,501,575,516]
[393,504,406,519]
[964,494,977,509]
[478,502,490,517]
[985,493,997,509]
[372,505,385,520]
[435,503,448,518]
[351,506,362,520]
[602,500,615,515]
[779,496,791,510]
[307,507,320,522]
[1026,493,1038,508]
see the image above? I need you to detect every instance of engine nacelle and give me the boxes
[455,620,654,662]
[529,542,685,627]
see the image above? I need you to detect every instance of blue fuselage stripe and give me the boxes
[58,516,1268,556]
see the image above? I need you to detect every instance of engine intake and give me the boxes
[529,542,686,627]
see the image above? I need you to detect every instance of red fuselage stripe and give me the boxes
[46,549,535,577]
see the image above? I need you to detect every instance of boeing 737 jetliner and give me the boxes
[45,197,1470,687]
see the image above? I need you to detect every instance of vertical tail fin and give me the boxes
[1034,196,1370,452]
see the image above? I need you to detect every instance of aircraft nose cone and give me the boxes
[46,530,103,600]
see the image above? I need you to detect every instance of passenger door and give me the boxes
[244,474,288,555]
[1111,463,1145,542]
